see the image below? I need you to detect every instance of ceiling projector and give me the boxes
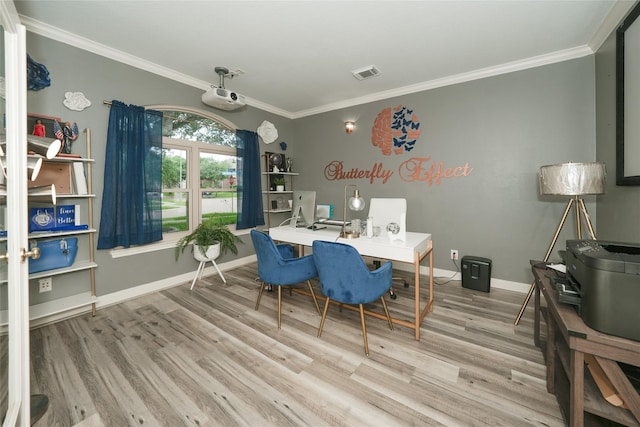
[202,66,246,111]
[202,87,246,110]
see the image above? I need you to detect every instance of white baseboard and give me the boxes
[25,255,258,328]
[97,254,258,309]
[392,262,530,294]
[29,253,529,328]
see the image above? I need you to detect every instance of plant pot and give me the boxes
[194,242,221,262]
[276,185,285,192]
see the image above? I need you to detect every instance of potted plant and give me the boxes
[175,219,242,262]
[273,176,286,192]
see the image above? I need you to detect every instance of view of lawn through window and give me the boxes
[160,110,238,234]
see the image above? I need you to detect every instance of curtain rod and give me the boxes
[102,100,151,110]
[102,100,147,108]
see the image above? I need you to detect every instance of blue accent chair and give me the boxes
[251,230,321,329]
[312,240,394,356]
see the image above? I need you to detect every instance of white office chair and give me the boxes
[367,198,409,298]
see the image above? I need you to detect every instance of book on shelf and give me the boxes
[72,162,88,195]
[29,204,88,232]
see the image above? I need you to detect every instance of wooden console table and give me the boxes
[531,262,640,426]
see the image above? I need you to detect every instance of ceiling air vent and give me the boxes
[351,65,381,81]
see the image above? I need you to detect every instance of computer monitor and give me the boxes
[290,190,316,228]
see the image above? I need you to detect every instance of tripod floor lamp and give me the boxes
[514,162,606,325]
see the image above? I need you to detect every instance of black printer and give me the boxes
[565,240,640,342]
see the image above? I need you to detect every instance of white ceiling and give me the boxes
[14,1,637,118]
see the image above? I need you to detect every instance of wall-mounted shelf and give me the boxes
[262,155,298,229]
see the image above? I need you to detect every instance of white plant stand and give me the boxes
[191,243,226,290]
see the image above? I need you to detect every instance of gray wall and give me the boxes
[293,57,597,285]
[24,33,293,302]
[595,29,640,242]
[24,31,604,303]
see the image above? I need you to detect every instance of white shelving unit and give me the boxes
[262,153,298,230]
[0,128,98,325]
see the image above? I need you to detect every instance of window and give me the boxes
[160,108,238,237]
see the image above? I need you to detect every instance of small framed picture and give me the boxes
[27,113,61,139]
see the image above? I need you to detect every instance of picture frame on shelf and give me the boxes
[27,113,61,140]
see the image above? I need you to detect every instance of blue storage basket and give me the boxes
[28,238,78,274]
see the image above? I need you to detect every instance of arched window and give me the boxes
[156,107,238,235]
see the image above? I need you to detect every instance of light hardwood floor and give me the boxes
[30,263,565,426]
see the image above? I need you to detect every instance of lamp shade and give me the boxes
[539,162,606,196]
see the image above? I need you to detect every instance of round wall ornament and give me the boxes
[257,120,278,144]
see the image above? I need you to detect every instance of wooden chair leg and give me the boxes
[277,286,282,329]
[359,304,369,356]
[307,280,321,314]
[317,297,332,337]
[255,281,266,310]
[380,296,394,331]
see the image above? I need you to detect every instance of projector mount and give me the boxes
[214,66,240,89]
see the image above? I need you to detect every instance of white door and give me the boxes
[1,1,30,426]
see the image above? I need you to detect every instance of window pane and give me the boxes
[162,147,188,233]
[162,110,237,147]
[162,191,189,233]
[162,148,187,190]
[200,152,237,225]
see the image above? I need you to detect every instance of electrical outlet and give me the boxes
[38,277,52,293]
[450,249,459,260]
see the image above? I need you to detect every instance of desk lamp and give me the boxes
[515,162,606,325]
[340,184,365,238]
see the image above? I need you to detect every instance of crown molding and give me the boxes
[589,0,638,52]
[292,45,594,119]
[19,15,294,118]
[20,14,597,121]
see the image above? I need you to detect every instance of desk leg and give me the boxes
[414,246,434,341]
[570,350,585,427]
[546,314,555,393]
[534,278,541,347]
[414,250,421,341]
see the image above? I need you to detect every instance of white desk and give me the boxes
[269,226,433,340]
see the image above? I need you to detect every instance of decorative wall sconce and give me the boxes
[345,121,355,134]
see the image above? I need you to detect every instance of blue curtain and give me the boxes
[97,101,163,249]
[236,130,265,229]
